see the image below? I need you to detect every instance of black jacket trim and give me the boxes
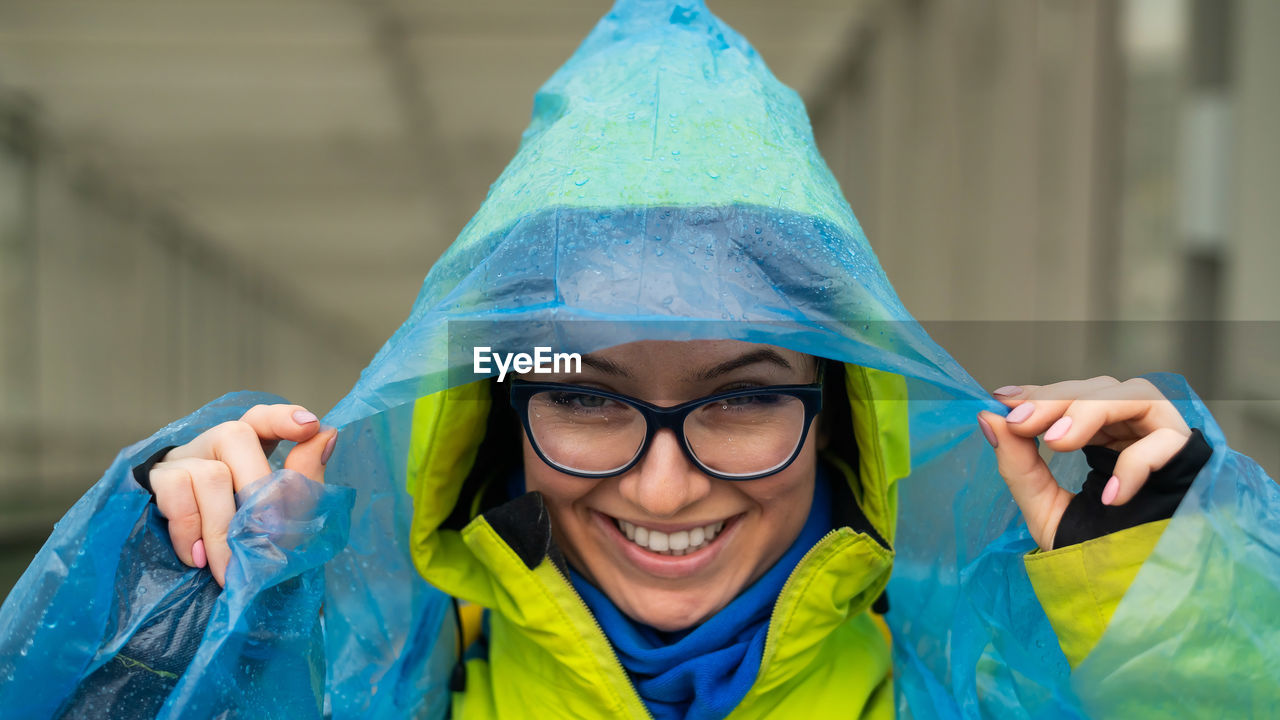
[1052,428,1211,549]
[481,491,567,573]
[132,445,178,500]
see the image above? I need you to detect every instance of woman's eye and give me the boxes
[575,394,606,408]
[549,392,608,409]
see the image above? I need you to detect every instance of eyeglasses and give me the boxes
[508,378,823,481]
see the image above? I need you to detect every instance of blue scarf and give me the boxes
[568,472,833,720]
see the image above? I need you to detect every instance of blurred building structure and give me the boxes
[807,0,1278,476]
[0,0,1276,596]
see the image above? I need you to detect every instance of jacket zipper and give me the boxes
[551,563,655,720]
[756,528,843,679]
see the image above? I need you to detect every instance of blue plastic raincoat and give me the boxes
[2,1,1277,717]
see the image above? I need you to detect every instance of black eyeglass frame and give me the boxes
[508,379,824,481]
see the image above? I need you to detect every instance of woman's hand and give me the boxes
[977,377,1191,551]
[147,404,338,586]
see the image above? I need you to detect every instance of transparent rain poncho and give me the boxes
[2,1,1277,717]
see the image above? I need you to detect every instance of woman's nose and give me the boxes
[618,429,712,518]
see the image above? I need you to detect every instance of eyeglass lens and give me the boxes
[526,390,807,477]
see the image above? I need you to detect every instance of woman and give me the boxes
[2,1,1275,718]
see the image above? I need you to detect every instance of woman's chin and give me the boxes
[613,587,729,632]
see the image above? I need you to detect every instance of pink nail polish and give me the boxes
[321,433,338,465]
[977,415,998,448]
[993,385,1022,396]
[1006,402,1035,424]
[293,409,319,425]
[1101,476,1120,505]
[1044,416,1072,442]
[192,538,207,569]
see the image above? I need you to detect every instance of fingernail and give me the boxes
[192,539,207,569]
[1006,402,1035,424]
[1101,476,1120,505]
[1044,416,1072,442]
[293,409,319,425]
[977,415,998,448]
[993,385,1022,396]
[321,433,338,465]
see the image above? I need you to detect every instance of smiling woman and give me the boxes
[1,1,1278,719]
[516,341,822,632]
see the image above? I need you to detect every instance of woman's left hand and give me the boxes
[977,377,1192,551]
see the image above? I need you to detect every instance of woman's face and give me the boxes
[518,340,819,632]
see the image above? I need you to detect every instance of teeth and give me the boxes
[615,519,726,556]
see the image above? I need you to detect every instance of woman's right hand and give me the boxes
[147,404,338,586]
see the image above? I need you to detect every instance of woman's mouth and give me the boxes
[614,518,726,556]
[593,511,741,578]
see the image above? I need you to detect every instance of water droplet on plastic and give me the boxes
[574,178,589,186]
[655,248,664,256]
[754,227,762,235]
[671,150,680,156]
[662,296,674,306]
[706,170,719,179]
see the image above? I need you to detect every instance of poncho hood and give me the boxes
[326,0,970,424]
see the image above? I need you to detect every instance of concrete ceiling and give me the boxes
[0,0,871,350]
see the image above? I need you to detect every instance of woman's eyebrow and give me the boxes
[579,354,631,377]
[688,349,793,381]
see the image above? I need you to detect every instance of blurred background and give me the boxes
[1,0,1276,597]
